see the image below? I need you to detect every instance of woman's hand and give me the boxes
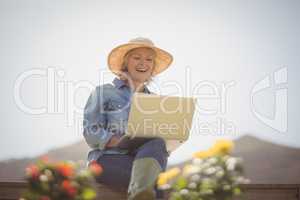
[106,135,122,147]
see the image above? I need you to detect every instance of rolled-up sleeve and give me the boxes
[83,86,113,150]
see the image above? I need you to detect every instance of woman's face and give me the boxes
[125,47,155,84]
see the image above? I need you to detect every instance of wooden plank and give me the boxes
[0,182,27,200]
[0,181,300,200]
[0,181,128,200]
[236,184,300,200]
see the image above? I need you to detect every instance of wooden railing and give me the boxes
[0,181,299,200]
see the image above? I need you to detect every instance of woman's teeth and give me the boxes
[136,68,147,72]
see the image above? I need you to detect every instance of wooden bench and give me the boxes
[0,181,299,200]
[0,181,128,200]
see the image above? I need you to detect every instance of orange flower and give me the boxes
[39,155,50,163]
[89,161,103,176]
[61,180,77,197]
[56,162,75,178]
[25,164,40,180]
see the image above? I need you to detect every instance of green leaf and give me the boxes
[81,188,96,200]
[170,192,183,200]
[233,187,241,196]
[174,177,187,190]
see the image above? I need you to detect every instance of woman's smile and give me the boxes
[135,66,149,72]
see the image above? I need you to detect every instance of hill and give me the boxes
[1,135,300,183]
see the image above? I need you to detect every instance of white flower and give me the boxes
[214,166,223,171]
[44,169,53,181]
[179,189,189,195]
[207,157,218,165]
[39,174,48,182]
[190,174,201,182]
[44,169,53,177]
[226,157,237,171]
[183,165,201,177]
[192,158,203,165]
[223,185,231,190]
[188,182,197,189]
[223,155,230,160]
[79,170,90,177]
[215,170,225,178]
[201,178,211,184]
[158,184,171,190]
[204,167,217,175]
[201,162,211,169]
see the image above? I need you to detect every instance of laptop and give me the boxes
[118,93,197,153]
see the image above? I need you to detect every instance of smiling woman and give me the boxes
[83,37,173,200]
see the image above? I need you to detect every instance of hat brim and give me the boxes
[108,43,173,76]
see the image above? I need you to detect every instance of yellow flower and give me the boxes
[193,148,216,159]
[157,175,168,186]
[157,167,181,186]
[213,139,234,155]
[193,139,234,159]
[182,164,200,177]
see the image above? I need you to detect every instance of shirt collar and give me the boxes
[112,77,151,94]
[112,77,127,89]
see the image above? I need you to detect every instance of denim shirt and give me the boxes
[83,77,151,165]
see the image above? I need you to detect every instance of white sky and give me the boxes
[0,0,299,164]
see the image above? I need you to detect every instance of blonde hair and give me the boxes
[119,47,156,86]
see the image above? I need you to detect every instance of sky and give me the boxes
[0,0,299,164]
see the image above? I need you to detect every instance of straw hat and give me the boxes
[107,37,173,76]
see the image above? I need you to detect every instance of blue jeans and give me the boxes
[94,138,169,197]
